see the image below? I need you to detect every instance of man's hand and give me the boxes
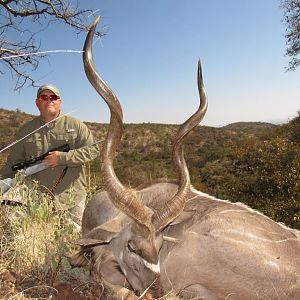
[43,151,59,168]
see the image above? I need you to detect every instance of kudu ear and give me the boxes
[76,226,119,246]
[75,237,107,247]
[74,226,117,247]
[76,212,132,246]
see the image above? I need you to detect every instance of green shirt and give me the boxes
[0,113,99,198]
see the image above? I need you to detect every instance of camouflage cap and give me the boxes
[37,84,60,98]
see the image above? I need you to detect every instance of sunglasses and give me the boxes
[39,94,60,101]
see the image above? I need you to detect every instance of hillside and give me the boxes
[0,108,275,161]
[223,121,276,135]
[0,107,299,229]
[0,108,275,181]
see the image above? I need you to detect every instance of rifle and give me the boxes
[11,143,70,171]
[0,143,70,193]
[0,140,103,195]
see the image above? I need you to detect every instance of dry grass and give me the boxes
[0,179,88,299]
[0,180,184,299]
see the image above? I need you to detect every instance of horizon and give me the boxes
[1,0,299,127]
[0,106,294,129]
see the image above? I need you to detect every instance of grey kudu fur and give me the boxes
[70,17,300,299]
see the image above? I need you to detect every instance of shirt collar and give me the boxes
[38,110,63,128]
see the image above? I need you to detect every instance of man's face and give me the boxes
[36,90,61,119]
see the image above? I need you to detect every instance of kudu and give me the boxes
[69,17,300,300]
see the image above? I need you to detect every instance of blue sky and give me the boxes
[1,0,299,127]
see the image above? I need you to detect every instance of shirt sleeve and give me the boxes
[57,121,99,167]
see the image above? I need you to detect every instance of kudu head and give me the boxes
[78,17,208,294]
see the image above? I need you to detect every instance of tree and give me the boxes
[280,0,300,70]
[0,0,103,90]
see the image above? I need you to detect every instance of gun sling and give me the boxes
[50,166,68,193]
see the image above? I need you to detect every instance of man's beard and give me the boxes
[45,107,59,118]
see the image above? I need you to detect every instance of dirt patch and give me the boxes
[0,269,105,300]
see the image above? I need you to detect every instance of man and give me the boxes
[0,84,99,225]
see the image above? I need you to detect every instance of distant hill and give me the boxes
[223,121,276,133]
[0,108,35,155]
[0,107,278,157]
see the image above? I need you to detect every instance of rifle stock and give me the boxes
[1,144,70,194]
[0,163,49,193]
